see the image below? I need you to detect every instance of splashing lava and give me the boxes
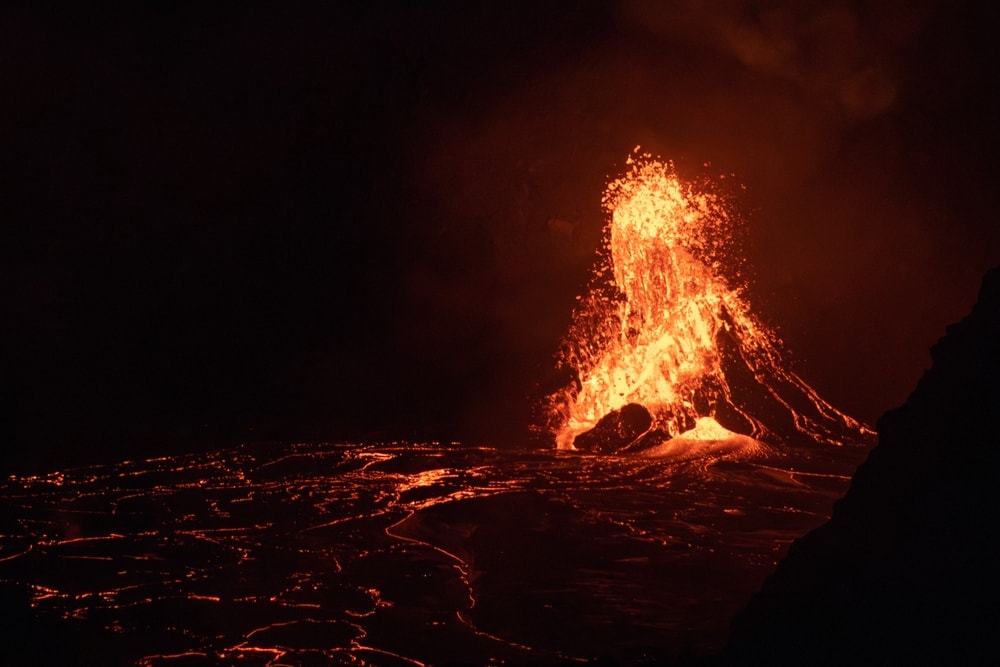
[549,151,873,451]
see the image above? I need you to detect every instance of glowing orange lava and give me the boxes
[550,151,872,450]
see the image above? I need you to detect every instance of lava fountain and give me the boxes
[549,151,873,452]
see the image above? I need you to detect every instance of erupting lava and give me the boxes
[549,151,872,452]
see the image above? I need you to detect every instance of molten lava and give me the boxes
[550,151,872,451]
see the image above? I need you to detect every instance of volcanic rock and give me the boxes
[572,403,655,453]
[624,427,675,453]
[713,304,873,448]
[723,266,1000,665]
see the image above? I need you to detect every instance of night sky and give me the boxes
[4,2,1000,472]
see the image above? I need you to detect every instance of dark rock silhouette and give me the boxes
[724,266,1000,665]
[573,403,655,453]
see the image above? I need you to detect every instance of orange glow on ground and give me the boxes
[642,417,761,460]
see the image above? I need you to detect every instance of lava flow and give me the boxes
[549,151,873,452]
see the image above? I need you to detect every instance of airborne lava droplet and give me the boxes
[548,152,872,451]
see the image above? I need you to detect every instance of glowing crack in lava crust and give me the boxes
[549,152,873,451]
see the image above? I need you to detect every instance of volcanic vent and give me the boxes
[547,152,873,453]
